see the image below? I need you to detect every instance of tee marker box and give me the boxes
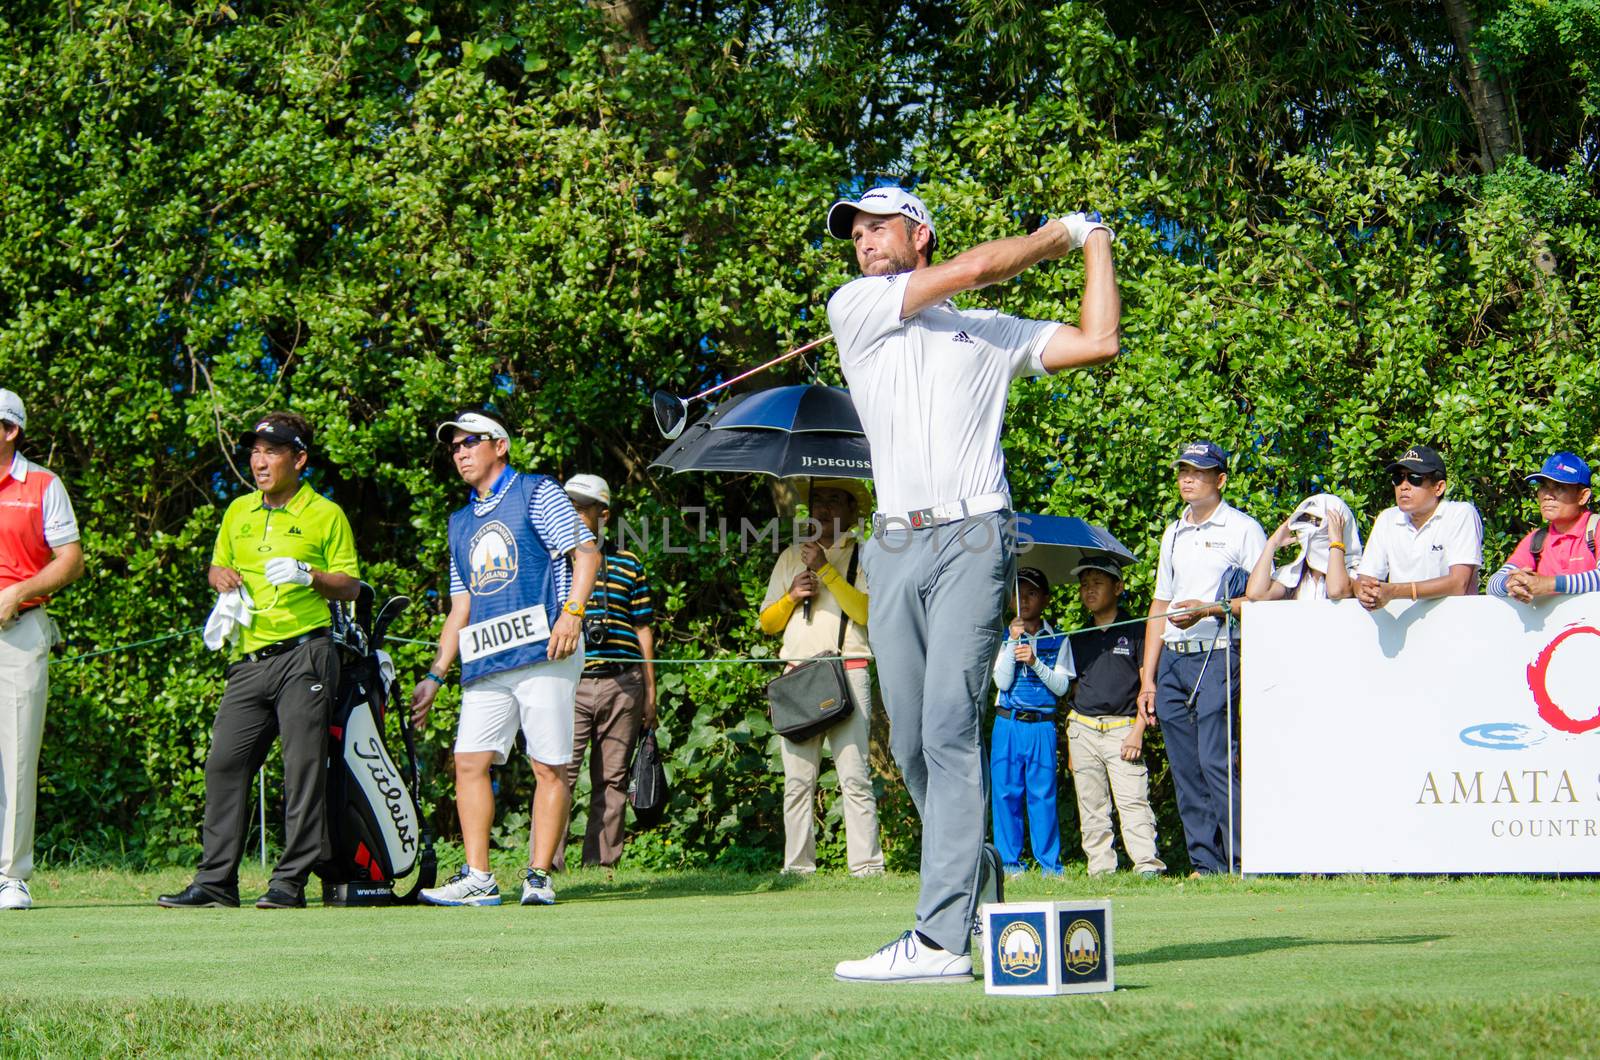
[980,899,1114,996]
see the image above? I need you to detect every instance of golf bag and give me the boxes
[317,584,438,906]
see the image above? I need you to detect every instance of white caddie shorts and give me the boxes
[455,644,585,766]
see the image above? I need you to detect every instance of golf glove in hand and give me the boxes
[1056,211,1114,251]
[264,557,314,587]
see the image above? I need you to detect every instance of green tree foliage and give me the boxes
[1,1,1595,872]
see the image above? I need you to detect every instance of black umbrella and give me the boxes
[649,384,872,481]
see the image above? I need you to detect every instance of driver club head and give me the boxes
[652,390,690,440]
[373,594,412,646]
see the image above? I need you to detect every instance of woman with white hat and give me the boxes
[1245,493,1363,602]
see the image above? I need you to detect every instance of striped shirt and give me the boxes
[584,542,653,664]
[448,468,593,604]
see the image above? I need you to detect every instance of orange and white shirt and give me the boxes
[0,452,80,606]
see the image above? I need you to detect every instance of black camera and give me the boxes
[583,613,609,647]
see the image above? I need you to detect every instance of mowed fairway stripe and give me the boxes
[3,871,1600,1056]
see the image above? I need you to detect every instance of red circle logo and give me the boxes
[1526,625,1600,734]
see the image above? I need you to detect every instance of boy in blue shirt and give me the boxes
[990,567,1075,876]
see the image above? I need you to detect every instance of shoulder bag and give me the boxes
[765,542,861,743]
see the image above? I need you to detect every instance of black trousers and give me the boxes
[195,635,337,898]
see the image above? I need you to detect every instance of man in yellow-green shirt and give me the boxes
[159,411,360,910]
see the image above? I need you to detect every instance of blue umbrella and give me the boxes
[649,384,873,480]
[1012,512,1136,590]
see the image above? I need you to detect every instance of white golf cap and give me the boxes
[826,186,937,246]
[0,389,25,429]
[564,473,611,507]
[435,411,509,443]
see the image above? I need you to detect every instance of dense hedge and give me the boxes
[3,1,1596,873]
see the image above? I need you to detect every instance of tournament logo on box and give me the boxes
[1061,909,1110,987]
[1063,917,1102,975]
[988,910,1050,989]
[997,920,1042,977]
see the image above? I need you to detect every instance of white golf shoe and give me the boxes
[0,877,32,910]
[834,931,974,984]
[419,867,501,906]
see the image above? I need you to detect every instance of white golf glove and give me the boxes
[1056,211,1114,251]
[264,557,314,587]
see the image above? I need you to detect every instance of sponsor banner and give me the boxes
[458,605,551,664]
[1242,596,1600,873]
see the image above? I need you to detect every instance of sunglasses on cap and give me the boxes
[1390,470,1437,487]
[448,434,494,455]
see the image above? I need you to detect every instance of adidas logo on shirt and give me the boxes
[288,526,304,536]
[952,330,975,344]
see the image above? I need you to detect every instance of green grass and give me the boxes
[2,866,1597,1057]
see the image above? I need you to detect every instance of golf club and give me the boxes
[651,335,835,439]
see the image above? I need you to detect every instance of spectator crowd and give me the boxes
[2,375,1596,913]
[765,436,1597,883]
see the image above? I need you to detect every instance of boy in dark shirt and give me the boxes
[1065,562,1165,876]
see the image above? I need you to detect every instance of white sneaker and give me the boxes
[834,931,974,984]
[419,867,501,906]
[520,867,556,906]
[0,877,32,910]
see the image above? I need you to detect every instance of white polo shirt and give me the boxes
[1357,500,1483,585]
[1154,500,1267,644]
[826,274,1059,517]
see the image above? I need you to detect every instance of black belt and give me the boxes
[583,660,641,679]
[238,629,329,664]
[996,705,1055,724]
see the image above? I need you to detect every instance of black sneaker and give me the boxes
[157,883,239,909]
[255,888,307,909]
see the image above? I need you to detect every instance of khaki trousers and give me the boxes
[1066,717,1166,875]
[558,666,645,870]
[780,665,883,875]
[0,608,57,881]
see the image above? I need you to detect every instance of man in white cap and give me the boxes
[409,409,600,907]
[554,472,658,872]
[0,390,85,910]
[824,186,1121,983]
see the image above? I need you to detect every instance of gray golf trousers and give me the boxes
[863,510,1013,955]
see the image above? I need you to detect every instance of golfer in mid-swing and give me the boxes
[827,187,1121,983]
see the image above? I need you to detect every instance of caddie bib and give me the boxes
[448,470,560,685]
